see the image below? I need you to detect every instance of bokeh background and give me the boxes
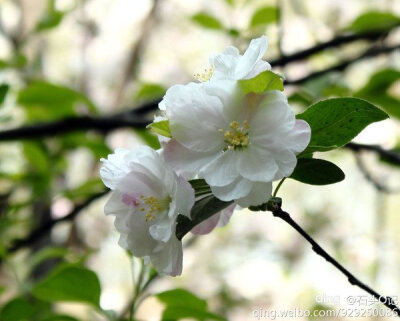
[1,0,400,320]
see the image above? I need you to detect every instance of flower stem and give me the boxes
[272,178,286,197]
[270,205,400,317]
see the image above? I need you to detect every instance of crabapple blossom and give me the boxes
[161,79,311,207]
[100,146,194,276]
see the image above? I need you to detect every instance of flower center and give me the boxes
[194,66,214,82]
[219,120,250,150]
[122,193,170,222]
[138,195,170,222]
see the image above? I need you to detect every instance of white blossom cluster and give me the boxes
[100,36,311,276]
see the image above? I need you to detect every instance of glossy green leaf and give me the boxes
[176,195,233,239]
[250,6,278,28]
[297,98,388,154]
[32,265,101,306]
[147,120,171,138]
[0,84,9,105]
[345,11,400,33]
[191,13,224,30]
[239,70,283,94]
[290,158,345,185]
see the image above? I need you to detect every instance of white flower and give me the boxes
[206,35,271,82]
[100,146,194,276]
[161,80,311,207]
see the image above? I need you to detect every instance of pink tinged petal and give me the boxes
[191,213,221,235]
[211,177,253,201]
[235,181,272,207]
[104,191,130,217]
[216,203,236,227]
[118,171,163,198]
[283,119,311,154]
[164,84,226,152]
[191,202,236,235]
[162,139,218,175]
[237,147,278,182]
[121,193,140,207]
[199,151,240,187]
[235,35,268,79]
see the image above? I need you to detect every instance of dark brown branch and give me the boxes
[285,44,400,85]
[6,190,108,255]
[345,142,400,165]
[270,30,392,67]
[269,201,400,316]
[0,109,153,141]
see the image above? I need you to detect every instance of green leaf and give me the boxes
[135,129,161,149]
[0,84,9,105]
[36,11,64,31]
[189,179,212,197]
[355,68,400,119]
[41,316,80,321]
[0,54,28,70]
[238,70,283,94]
[297,98,389,154]
[191,13,224,30]
[157,289,226,321]
[289,158,345,185]
[32,265,101,306]
[176,195,233,240]
[18,81,97,121]
[157,289,207,310]
[147,120,171,138]
[0,298,37,321]
[345,11,400,33]
[30,247,68,271]
[135,83,166,101]
[63,178,105,201]
[250,6,278,28]
[162,307,226,321]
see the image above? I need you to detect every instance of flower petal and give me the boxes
[235,181,272,207]
[211,177,253,201]
[199,150,240,187]
[281,119,311,154]
[150,236,183,276]
[235,35,268,79]
[237,147,278,182]
[100,148,131,189]
[164,83,226,152]
[162,139,217,174]
[191,213,220,235]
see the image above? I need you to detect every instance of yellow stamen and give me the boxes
[220,120,251,150]
[194,66,214,82]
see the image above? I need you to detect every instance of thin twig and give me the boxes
[270,203,400,316]
[285,44,400,85]
[5,190,108,255]
[270,29,393,67]
[345,142,400,165]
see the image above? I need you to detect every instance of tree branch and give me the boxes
[285,44,400,85]
[270,29,392,67]
[269,201,400,316]
[5,190,108,255]
[345,142,400,165]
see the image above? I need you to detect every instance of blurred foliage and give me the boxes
[0,0,399,320]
